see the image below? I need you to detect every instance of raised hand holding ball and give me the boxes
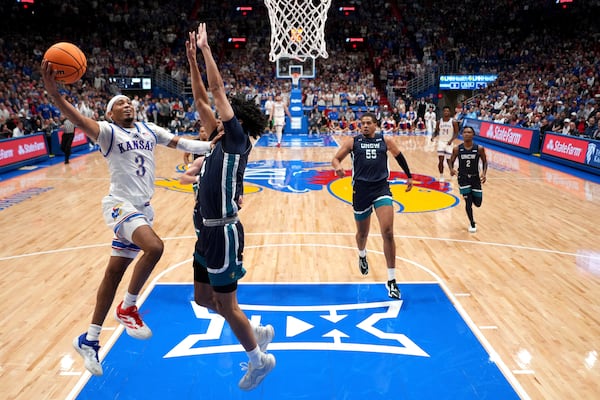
[43,42,87,84]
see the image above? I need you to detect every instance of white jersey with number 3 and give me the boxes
[96,121,174,205]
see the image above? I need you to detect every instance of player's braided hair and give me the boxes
[229,94,268,138]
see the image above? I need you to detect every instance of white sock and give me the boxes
[247,346,262,366]
[387,268,396,281]
[86,324,102,342]
[358,249,366,258]
[122,292,138,309]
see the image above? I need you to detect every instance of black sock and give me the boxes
[465,195,475,226]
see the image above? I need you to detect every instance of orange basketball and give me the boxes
[43,42,87,84]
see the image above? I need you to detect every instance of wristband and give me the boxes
[394,153,412,178]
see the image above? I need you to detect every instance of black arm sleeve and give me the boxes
[395,152,412,178]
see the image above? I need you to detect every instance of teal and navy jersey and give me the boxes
[351,133,389,183]
[457,143,480,176]
[197,116,250,219]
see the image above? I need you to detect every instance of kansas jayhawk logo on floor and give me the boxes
[156,160,458,213]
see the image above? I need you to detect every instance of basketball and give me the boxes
[43,42,87,84]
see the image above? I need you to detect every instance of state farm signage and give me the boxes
[0,134,48,167]
[479,121,533,149]
[58,127,88,147]
[542,133,588,164]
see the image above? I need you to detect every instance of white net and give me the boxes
[264,0,332,62]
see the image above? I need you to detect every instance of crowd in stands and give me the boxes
[377,0,600,139]
[0,0,598,144]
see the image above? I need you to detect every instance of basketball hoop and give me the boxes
[291,72,301,88]
[264,0,332,61]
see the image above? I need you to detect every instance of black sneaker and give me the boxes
[386,279,401,299]
[358,256,369,275]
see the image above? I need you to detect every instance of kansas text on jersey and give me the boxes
[97,121,174,205]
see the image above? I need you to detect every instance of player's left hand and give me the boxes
[196,23,209,49]
[480,174,486,184]
[405,178,413,192]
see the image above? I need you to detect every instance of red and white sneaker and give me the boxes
[115,301,152,339]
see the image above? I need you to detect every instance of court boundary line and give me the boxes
[3,232,596,261]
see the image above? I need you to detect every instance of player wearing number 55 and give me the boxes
[332,112,413,300]
[40,60,219,377]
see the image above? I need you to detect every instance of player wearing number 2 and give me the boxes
[448,125,487,233]
[332,112,413,299]
[40,60,217,377]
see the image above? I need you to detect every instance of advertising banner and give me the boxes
[478,121,534,150]
[541,132,600,172]
[0,133,48,168]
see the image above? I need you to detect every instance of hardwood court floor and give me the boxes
[0,134,598,399]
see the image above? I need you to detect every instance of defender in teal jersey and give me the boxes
[192,23,274,391]
[332,112,414,299]
[448,125,487,233]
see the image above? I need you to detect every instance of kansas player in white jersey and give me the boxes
[41,60,215,377]
[424,106,436,136]
[332,112,414,300]
[431,105,459,182]
[270,93,290,147]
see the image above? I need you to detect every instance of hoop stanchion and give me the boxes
[287,74,306,134]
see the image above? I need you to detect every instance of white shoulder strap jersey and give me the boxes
[96,121,174,205]
[273,101,286,118]
[438,117,455,139]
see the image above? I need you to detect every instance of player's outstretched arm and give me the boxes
[186,28,218,134]
[40,60,100,141]
[197,23,234,123]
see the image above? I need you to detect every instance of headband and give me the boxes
[106,95,129,114]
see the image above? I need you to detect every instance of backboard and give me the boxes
[276,57,316,79]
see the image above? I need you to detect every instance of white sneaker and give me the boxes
[253,324,274,352]
[468,223,477,233]
[73,333,103,376]
[439,175,445,183]
[238,352,276,391]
